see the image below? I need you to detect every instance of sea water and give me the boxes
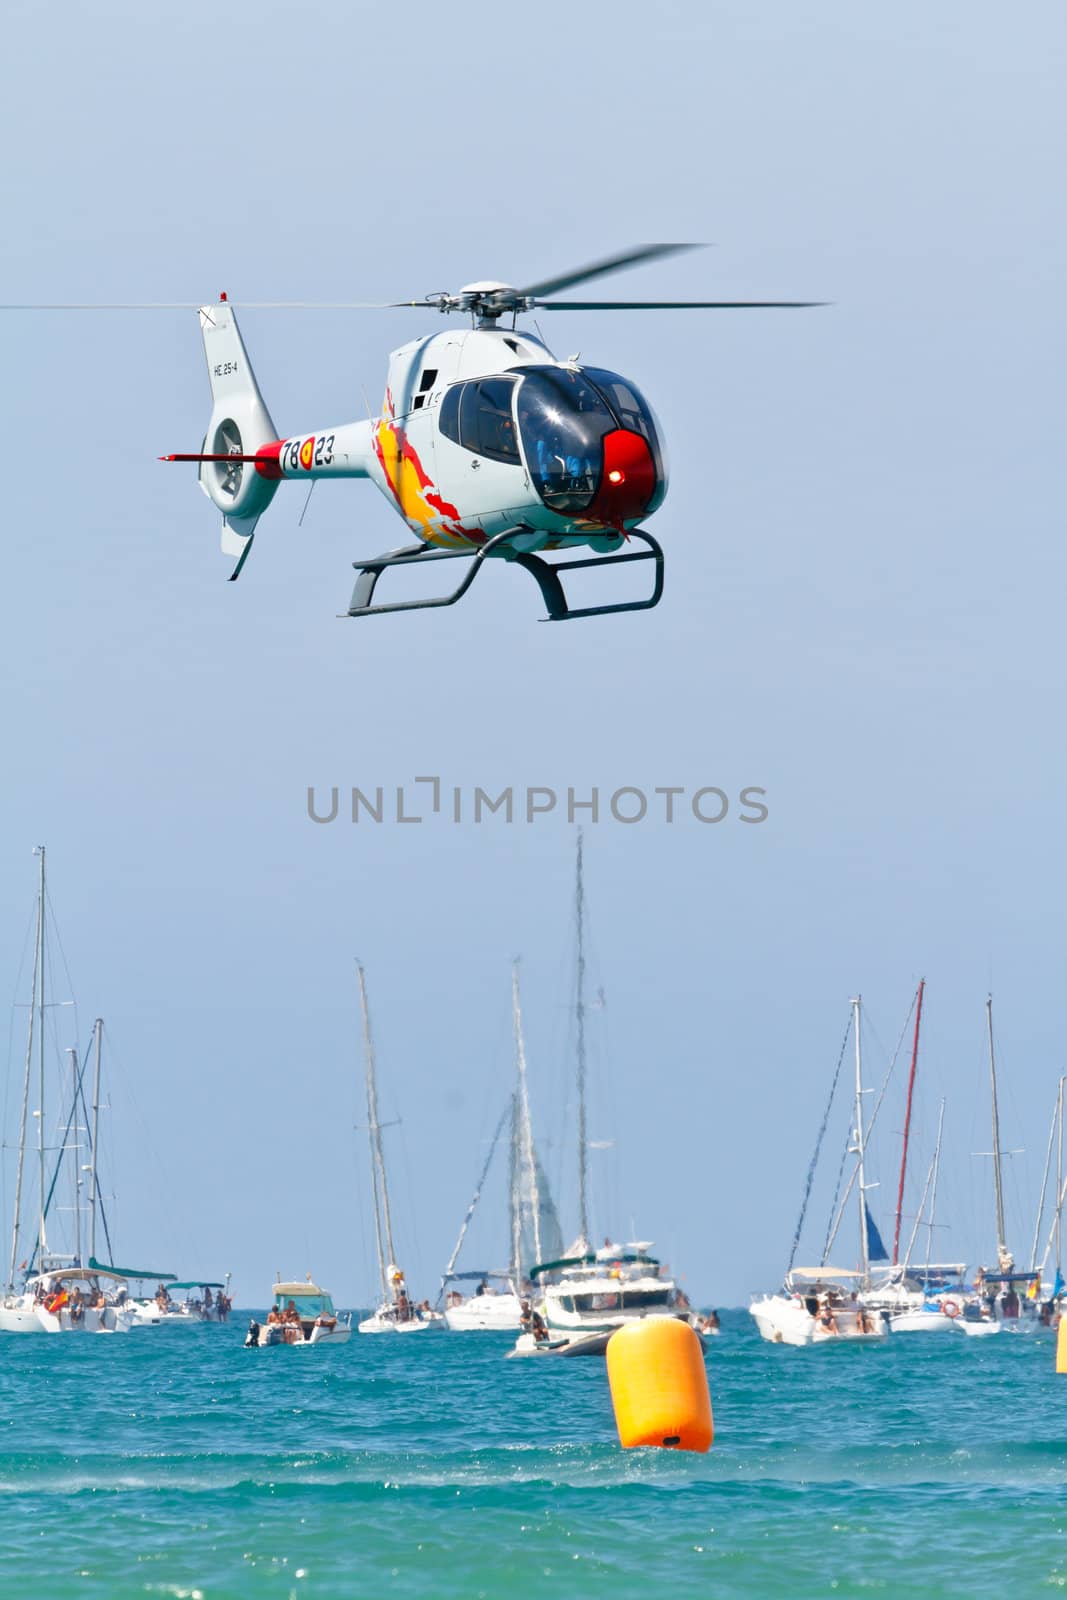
[0,1310,1064,1597]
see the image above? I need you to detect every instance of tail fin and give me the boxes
[197,300,281,574]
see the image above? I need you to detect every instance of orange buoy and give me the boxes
[606,1315,713,1452]
[1056,1316,1067,1375]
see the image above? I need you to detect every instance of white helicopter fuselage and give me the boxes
[196,306,668,563]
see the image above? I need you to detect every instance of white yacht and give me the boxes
[515,836,691,1354]
[1,852,157,1337]
[536,1241,683,1337]
[751,1267,887,1346]
[750,997,889,1347]
[441,964,564,1333]
[354,965,440,1335]
[1,1266,136,1334]
[860,1261,968,1333]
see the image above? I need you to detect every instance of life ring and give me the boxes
[942,1299,961,1319]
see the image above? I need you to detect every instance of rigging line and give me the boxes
[42,882,79,1043]
[824,1157,858,1262]
[27,1048,89,1275]
[74,1041,113,1264]
[787,1013,853,1271]
[438,1100,510,1304]
[823,996,915,1264]
[1029,1093,1058,1272]
[863,990,917,1145]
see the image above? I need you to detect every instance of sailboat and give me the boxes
[354,964,440,1334]
[750,996,888,1345]
[973,997,1039,1330]
[859,985,968,1332]
[1,850,152,1335]
[530,834,685,1343]
[442,962,564,1331]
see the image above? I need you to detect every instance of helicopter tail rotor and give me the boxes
[196,298,282,576]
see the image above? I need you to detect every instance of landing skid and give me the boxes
[344,527,664,621]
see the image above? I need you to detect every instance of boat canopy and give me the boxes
[789,1266,861,1282]
[167,1281,225,1290]
[273,1281,327,1297]
[89,1256,176,1281]
[441,1270,511,1282]
[531,1249,660,1279]
[28,1265,127,1284]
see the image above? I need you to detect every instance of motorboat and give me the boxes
[247,1279,352,1346]
[751,1267,887,1345]
[535,1241,686,1338]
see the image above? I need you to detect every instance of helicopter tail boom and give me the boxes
[195,300,282,570]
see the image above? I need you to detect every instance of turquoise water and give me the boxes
[1,1310,1065,1597]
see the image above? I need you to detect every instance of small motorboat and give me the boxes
[248,1280,352,1346]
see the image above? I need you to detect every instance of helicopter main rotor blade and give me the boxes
[536,299,827,310]
[0,301,396,310]
[515,243,702,302]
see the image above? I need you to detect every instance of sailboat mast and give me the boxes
[892,979,925,1264]
[923,1099,946,1273]
[852,996,870,1282]
[1057,1076,1064,1284]
[357,963,395,1300]
[574,832,589,1248]
[89,1018,103,1263]
[987,996,1008,1267]
[7,849,44,1292]
[513,961,543,1267]
[36,846,47,1265]
[69,1047,81,1265]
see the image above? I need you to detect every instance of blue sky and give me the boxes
[0,1,1064,1305]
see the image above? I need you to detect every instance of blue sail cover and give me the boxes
[864,1202,889,1262]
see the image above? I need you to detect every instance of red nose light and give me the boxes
[608,469,625,484]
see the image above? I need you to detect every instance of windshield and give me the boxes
[514,368,617,512]
[581,367,665,482]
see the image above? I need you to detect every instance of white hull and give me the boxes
[750,1293,888,1346]
[0,1298,134,1334]
[957,1317,1002,1337]
[887,1309,959,1333]
[358,1310,439,1334]
[444,1292,522,1331]
[256,1321,352,1346]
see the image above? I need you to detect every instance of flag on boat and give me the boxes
[1026,1275,1040,1299]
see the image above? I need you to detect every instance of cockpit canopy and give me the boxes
[437,365,665,517]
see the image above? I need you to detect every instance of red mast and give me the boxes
[893,979,926,1265]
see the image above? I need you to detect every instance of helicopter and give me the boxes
[155,243,819,621]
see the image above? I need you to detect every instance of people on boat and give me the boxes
[204,1287,214,1310]
[520,1299,549,1344]
[68,1286,85,1325]
[92,1286,107,1313]
[266,1305,283,1328]
[817,1298,839,1335]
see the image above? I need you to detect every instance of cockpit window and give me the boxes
[438,378,520,464]
[513,367,616,512]
[582,367,664,475]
